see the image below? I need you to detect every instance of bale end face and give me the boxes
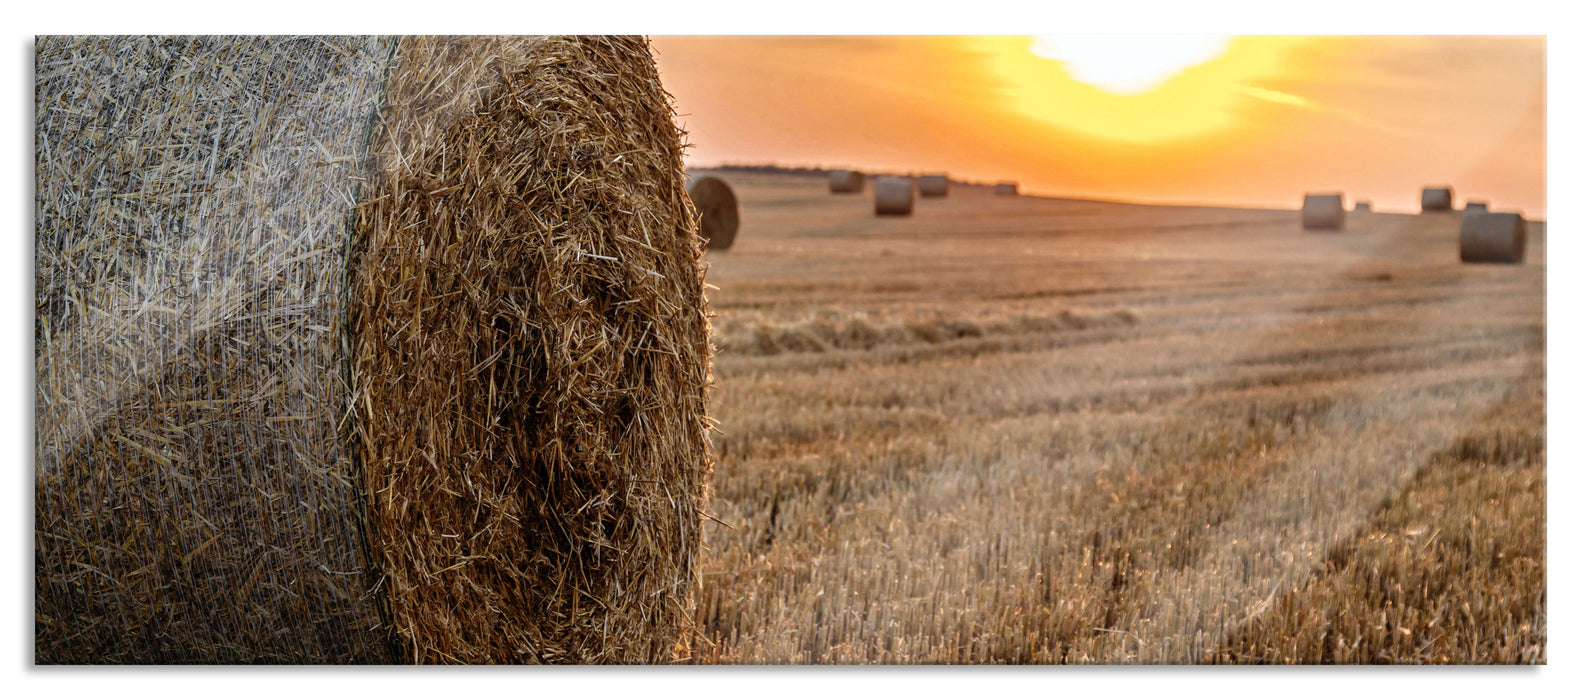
[874,176,915,216]
[917,174,949,198]
[1459,211,1526,264]
[1301,193,1345,231]
[352,35,715,665]
[1422,186,1455,212]
[688,176,741,250]
[829,169,864,194]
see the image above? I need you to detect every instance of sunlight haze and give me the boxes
[651,35,1545,217]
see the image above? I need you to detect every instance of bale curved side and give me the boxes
[1422,186,1454,211]
[687,176,740,250]
[1354,200,1372,213]
[918,173,949,198]
[1465,201,1489,214]
[1301,193,1344,230]
[874,176,915,216]
[34,35,399,664]
[829,169,864,194]
[994,182,1018,196]
[350,36,714,664]
[1459,211,1526,264]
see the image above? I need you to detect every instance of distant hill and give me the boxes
[693,163,832,177]
[690,163,990,186]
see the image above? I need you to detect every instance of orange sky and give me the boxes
[650,36,1546,217]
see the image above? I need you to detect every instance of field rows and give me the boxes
[689,171,1544,663]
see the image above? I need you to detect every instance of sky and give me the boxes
[650,36,1546,217]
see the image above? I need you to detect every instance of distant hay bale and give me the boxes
[35,35,713,665]
[1465,200,1489,214]
[874,176,915,216]
[829,169,865,194]
[1353,200,1371,213]
[1459,211,1527,264]
[1422,186,1454,211]
[994,182,1019,196]
[688,176,740,250]
[918,173,949,198]
[1301,193,1345,230]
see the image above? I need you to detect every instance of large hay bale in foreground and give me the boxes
[687,176,740,250]
[918,173,949,198]
[35,35,713,665]
[1459,211,1526,264]
[994,181,1019,196]
[829,169,864,194]
[1465,200,1489,214]
[1422,186,1454,211]
[1301,193,1345,230]
[874,176,915,216]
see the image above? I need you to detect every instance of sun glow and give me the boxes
[972,36,1312,143]
[1031,35,1232,95]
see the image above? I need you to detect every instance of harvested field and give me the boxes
[687,169,1545,664]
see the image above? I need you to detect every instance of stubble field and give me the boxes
[688,169,1546,664]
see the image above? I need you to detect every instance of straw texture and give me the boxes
[828,169,864,194]
[918,173,949,198]
[350,35,713,664]
[687,176,739,250]
[1301,193,1344,230]
[35,35,398,664]
[874,176,915,216]
[1422,186,1454,211]
[1459,211,1526,264]
[36,34,714,665]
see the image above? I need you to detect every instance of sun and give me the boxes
[969,36,1311,143]
[1030,35,1232,95]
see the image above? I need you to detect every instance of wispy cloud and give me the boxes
[1239,86,1310,108]
[1239,85,1422,139]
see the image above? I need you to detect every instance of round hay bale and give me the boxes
[874,176,915,216]
[829,169,865,194]
[35,35,713,665]
[1353,200,1371,213]
[1422,186,1454,211]
[1465,200,1489,214]
[1301,193,1345,230]
[1459,211,1526,264]
[687,175,740,250]
[994,181,1019,196]
[918,173,949,198]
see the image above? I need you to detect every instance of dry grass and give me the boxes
[829,170,865,194]
[1460,212,1527,264]
[350,35,712,664]
[688,176,740,250]
[34,36,396,664]
[688,171,1544,664]
[1212,363,1544,663]
[35,35,712,665]
[1423,187,1455,212]
[874,176,915,217]
[1302,193,1344,230]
